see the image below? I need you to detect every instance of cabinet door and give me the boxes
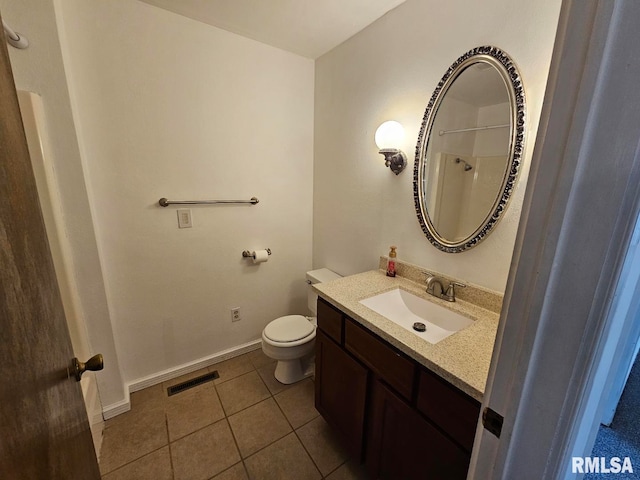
[367,380,470,480]
[417,368,480,452]
[315,330,368,459]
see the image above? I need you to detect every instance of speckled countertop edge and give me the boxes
[314,269,500,401]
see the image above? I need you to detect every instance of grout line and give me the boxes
[165,412,176,480]
[229,363,292,463]
[271,378,323,477]
[124,341,262,396]
[238,430,292,465]
[221,359,272,477]
[212,366,255,387]
[272,382,298,432]
[99,444,171,478]
[166,387,248,478]
[99,397,170,474]
[205,461,246,480]
[293,425,324,478]
[217,370,270,417]
[166,387,226,443]
[223,415,249,479]
[104,351,345,479]
[234,399,293,460]
[167,417,224,444]
[322,458,350,479]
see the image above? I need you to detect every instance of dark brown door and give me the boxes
[0,13,101,480]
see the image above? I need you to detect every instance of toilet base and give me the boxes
[274,354,315,385]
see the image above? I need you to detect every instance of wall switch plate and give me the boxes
[231,307,241,322]
[177,209,192,228]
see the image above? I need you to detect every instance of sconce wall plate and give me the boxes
[379,148,407,175]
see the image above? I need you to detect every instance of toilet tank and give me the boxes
[306,268,341,315]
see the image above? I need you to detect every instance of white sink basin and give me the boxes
[359,288,474,344]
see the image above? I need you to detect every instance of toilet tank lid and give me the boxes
[306,268,341,284]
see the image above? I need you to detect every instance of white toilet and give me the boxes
[261,268,341,384]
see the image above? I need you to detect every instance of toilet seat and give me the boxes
[263,315,315,346]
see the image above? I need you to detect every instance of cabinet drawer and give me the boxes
[417,369,481,452]
[345,319,415,400]
[317,297,343,344]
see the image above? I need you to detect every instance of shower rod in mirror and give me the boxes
[439,123,509,136]
[158,197,259,207]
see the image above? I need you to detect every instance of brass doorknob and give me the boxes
[71,354,104,381]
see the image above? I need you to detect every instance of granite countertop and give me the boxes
[314,269,500,401]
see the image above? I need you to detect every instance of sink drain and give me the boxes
[413,322,426,332]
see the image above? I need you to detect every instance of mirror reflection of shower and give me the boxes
[455,157,473,171]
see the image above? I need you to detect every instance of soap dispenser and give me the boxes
[386,246,397,277]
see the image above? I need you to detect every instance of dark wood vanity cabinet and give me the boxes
[367,379,470,480]
[315,329,368,459]
[315,297,480,479]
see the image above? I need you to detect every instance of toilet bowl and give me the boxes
[262,315,316,384]
[261,268,341,384]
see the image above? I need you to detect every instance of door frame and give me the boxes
[599,227,640,428]
[566,212,640,474]
[470,0,640,477]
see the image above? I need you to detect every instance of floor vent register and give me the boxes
[166,370,220,396]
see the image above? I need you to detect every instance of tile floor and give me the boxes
[99,349,369,480]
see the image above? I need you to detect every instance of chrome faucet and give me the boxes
[424,272,466,302]
[425,273,445,298]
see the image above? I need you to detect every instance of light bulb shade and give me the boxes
[375,121,405,150]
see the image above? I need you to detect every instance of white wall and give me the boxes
[314,0,562,292]
[473,102,510,157]
[0,0,125,409]
[55,0,314,390]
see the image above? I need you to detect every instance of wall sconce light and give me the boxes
[375,121,407,175]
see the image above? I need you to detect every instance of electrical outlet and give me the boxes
[231,307,241,322]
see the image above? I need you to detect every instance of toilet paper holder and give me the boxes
[242,248,272,259]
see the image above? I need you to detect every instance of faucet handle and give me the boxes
[445,281,466,301]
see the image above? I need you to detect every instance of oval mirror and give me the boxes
[414,46,525,253]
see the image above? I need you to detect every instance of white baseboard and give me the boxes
[102,339,262,420]
[102,393,131,420]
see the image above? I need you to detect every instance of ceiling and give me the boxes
[448,63,509,108]
[138,0,406,59]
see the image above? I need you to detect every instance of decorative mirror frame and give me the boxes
[414,46,525,253]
